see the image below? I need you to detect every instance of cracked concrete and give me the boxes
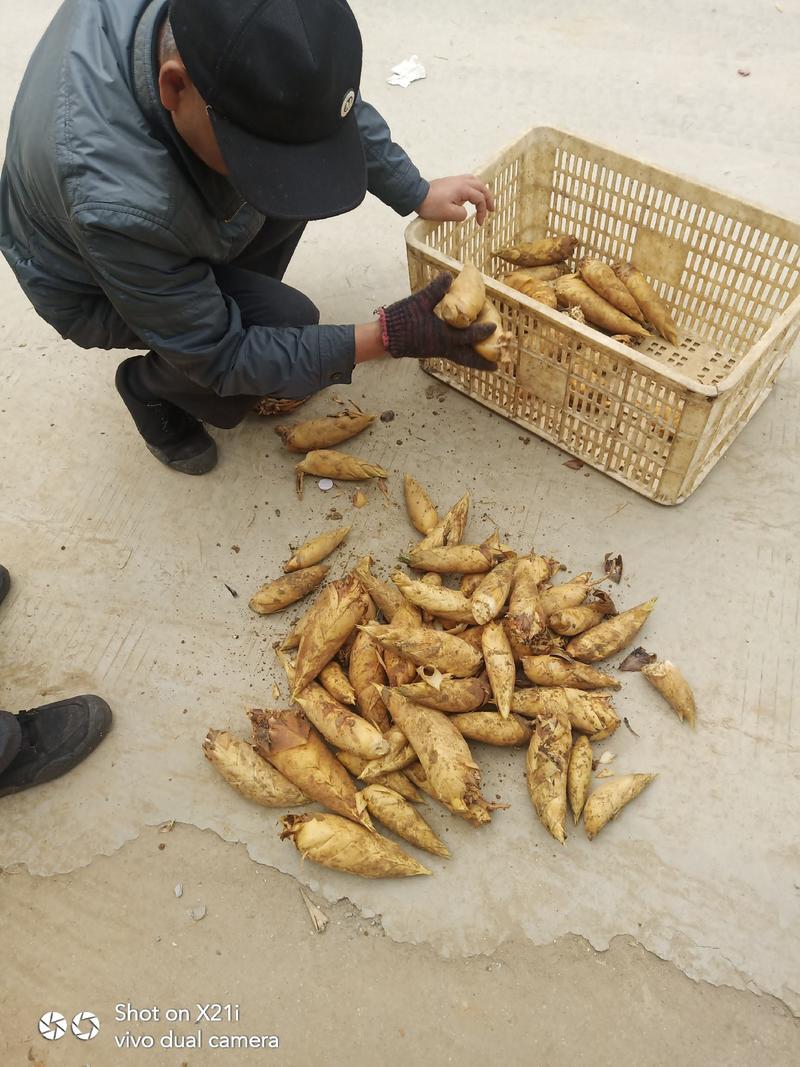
[1,826,799,1066]
[1,0,799,1060]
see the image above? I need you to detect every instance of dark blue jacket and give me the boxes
[0,0,429,396]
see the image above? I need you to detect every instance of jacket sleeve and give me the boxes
[356,97,429,217]
[70,206,355,398]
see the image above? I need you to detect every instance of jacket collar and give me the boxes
[132,0,247,222]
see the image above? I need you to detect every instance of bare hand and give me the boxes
[417,175,495,226]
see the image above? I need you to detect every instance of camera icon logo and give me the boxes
[38,1012,67,1041]
[38,1010,101,1042]
[71,1011,101,1041]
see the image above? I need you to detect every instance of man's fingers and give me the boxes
[456,350,497,372]
[421,272,452,310]
[443,203,469,222]
[461,185,490,226]
[464,321,496,344]
[418,175,496,224]
[439,318,499,372]
[465,177,493,205]
[443,321,495,346]
[463,176,494,219]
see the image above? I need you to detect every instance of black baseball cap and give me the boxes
[169,0,367,221]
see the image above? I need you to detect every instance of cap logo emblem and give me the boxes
[340,90,355,118]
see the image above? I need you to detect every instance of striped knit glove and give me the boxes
[379,274,496,369]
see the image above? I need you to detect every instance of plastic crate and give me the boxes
[405,127,800,504]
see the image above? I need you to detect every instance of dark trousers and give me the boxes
[128,220,319,429]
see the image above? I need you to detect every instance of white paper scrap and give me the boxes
[388,55,426,89]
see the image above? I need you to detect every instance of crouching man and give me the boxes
[0,0,496,474]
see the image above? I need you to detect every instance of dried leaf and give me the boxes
[596,768,616,779]
[352,490,368,508]
[299,888,329,933]
[251,708,311,754]
[603,552,623,584]
[159,820,175,833]
[592,589,617,614]
[563,458,584,471]
[619,646,657,672]
[272,682,281,700]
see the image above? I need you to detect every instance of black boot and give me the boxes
[115,358,218,475]
[0,564,9,607]
[0,695,112,798]
[0,711,22,776]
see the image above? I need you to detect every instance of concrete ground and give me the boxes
[1,1,799,1065]
[2,825,799,1067]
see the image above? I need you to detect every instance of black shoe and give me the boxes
[115,358,218,475]
[0,564,9,607]
[0,710,22,776]
[0,695,112,798]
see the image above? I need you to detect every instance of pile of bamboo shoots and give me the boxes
[206,478,696,879]
[490,234,679,347]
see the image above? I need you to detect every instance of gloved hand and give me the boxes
[379,274,497,370]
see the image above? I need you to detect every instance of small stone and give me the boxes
[174,883,184,898]
[318,478,334,491]
[380,410,395,422]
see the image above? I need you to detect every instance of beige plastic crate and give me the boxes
[405,127,800,504]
